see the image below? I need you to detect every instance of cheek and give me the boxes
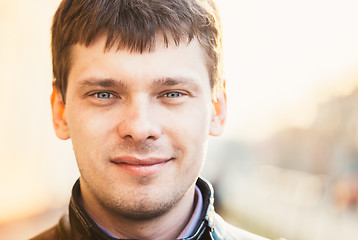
[66,107,117,157]
[68,110,118,173]
[163,102,211,159]
[84,114,113,137]
[71,109,115,137]
[172,102,212,137]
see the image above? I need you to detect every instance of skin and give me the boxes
[51,36,226,240]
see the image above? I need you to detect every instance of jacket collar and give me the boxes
[69,177,215,239]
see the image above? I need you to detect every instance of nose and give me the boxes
[117,96,161,142]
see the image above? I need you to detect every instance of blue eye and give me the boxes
[96,92,112,99]
[165,92,181,98]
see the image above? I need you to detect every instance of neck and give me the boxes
[81,185,196,240]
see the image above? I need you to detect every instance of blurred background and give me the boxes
[1,0,358,239]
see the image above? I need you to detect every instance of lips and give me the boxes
[111,156,171,176]
[112,156,170,165]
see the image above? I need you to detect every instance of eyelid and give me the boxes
[160,90,189,97]
[87,91,117,98]
[85,91,121,106]
[165,91,181,98]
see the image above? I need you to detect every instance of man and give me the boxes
[32,0,269,239]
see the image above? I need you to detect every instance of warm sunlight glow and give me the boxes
[1,2,358,239]
[217,0,358,141]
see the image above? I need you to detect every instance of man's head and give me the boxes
[51,0,224,103]
[50,0,226,235]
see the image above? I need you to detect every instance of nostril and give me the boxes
[147,135,157,140]
[117,105,161,141]
[119,125,160,142]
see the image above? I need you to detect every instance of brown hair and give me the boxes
[51,0,223,102]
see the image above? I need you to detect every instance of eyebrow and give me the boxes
[76,76,202,91]
[77,78,126,89]
[152,77,201,91]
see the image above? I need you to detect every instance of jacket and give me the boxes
[31,178,269,240]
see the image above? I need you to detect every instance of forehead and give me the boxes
[68,36,210,90]
[70,34,207,64]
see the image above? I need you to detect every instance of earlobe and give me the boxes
[209,88,227,136]
[51,87,70,140]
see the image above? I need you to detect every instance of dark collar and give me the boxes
[69,177,215,240]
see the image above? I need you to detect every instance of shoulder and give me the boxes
[29,212,71,240]
[212,213,270,240]
[30,226,59,240]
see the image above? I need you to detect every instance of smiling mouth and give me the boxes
[111,156,172,176]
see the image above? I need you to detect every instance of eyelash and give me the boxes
[87,90,188,103]
[163,91,184,98]
[90,91,117,99]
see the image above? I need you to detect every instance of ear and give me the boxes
[51,87,70,140]
[209,87,227,136]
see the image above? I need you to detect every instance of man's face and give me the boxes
[52,36,226,219]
